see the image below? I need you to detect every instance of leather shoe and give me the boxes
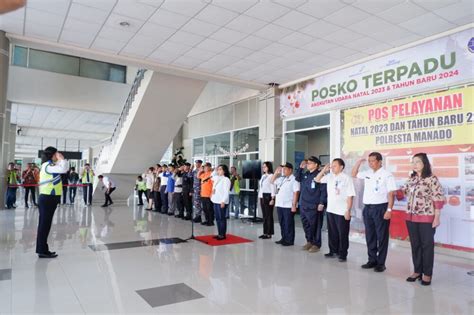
[374,265,386,272]
[193,218,202,223]
[206,222,215,226]
[201,221,208,225]
[281,242,294,246]
[275,240,283,244]
[216,235,226,241]
[324,253,338,258]
[258,234,265,239]
[338,257,347,262]
[361,262,377,269]
[101,204,108,207]
[38,253,58,258]
[262,235,272,239]
[406,274,422,282]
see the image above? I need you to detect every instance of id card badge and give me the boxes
[311,181,316,189]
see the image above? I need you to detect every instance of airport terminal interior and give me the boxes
[0,0,473,314]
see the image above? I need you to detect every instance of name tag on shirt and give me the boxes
[311,181,315,189]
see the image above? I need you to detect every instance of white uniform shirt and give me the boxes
[102,176,116,188]
[258,173,276,198]
[275,174,300,208]
[45,159,69,173]
[159,172,169,186]
[356,168,397,204]
[321,172,355,216]
[211,175,231,204]
[145,174,154,190]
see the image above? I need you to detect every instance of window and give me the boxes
[80,59,126,83]
[12,46,27,67]
[193,138,204,156]
[285,113,330,132]
[205,133,230,156]
[233,127,259,152]
[29,49,80,76]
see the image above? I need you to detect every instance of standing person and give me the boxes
[22,163,38,208]
[401,153,445,286]
[192,160,203,222]
[316,159,355,262]
[229,166,241,219]
[98,175,116,207]
[145,167,155,210]
[159,164,171,214]
[182,162,193,220]
[166,165,176,216]
[81,163,94,206]
[61,172,69,205]
[211,164,232,240]
[272,163,300,246]
[152,165,162,212]
[295,156,327,253]
[5,162,20,209]
[36,146,69,258]
[174,165,185,218]
[258,161,275,239]
[68,167,79,204]
[135,175,147,206]
[199,162,214,226]
[352,152,397,272]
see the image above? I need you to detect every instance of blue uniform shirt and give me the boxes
[166,175,175,193]
[294,168,327,209]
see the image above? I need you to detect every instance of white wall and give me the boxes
[7,66,131,114]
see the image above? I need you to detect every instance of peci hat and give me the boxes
[283,162,293,169]
[308,156,321,165]
[195,159,203,164]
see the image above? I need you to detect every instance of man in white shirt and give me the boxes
[352,152,396,272]
[98,175,116,207]
[316,159,355,262]
[272,162,300,246]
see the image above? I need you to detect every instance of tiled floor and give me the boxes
[0,203,472,314]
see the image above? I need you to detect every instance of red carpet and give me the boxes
[195,234,253,246]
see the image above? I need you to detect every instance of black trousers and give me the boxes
[69,187,77,203]
[62,186,68,204]
[261,193,274,235]
[160,186,168,213]
[104,187,116,205]
[406,221,436,276]
[36,194,61,254]
[153,191,162,211]
[277,207,295,245]
[183,192,193,218]
[176,192,184,216]
[300,206,324,247]
[138,190,146,205]
[327,212,351,259]
[201,197,214,223]
[363,203,390,266]
[83,183,93,205]
[24,186,37,207]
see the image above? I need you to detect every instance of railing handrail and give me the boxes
[96,69,147,166]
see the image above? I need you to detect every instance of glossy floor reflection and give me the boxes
[0,204,472,314]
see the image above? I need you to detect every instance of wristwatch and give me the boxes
[387,208,392,212]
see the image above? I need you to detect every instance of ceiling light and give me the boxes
[119,21,131,27]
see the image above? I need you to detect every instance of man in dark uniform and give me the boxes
[182,162,193,220]
[295,156,327,253]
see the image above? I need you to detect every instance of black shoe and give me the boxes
[213,235,219,239]
[361,262,377,269]
[184,216,191,221]
[145,208,152,211]
[338,257,347,262]
[38,253,58,258]
[101,204,108,207]
[193,218,202,223]
[201,221,208,225]
[167,212,174,216]
[421,280,431,286]
[216,235,226,241]
[275,240,283,244]
[138,203,144,206]
[406,275,422,282]
[206,222,215,226]
[258,234,265,239]
[263,235,272,239]
[281,242,294,246]
[25,204,29,209]
[109,202,114,205]
[324,253,338,258]
[374,265,386,272]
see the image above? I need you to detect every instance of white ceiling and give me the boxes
[1,0,471,85]
[11,103,119,157]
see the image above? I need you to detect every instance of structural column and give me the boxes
[258,87,282,166]
[0,31,10,208]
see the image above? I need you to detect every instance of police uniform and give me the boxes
[295,166,327,249]
[192,167,202,221]
[357,167,397,268]
[81,169,94,205]
[36,159,69,255]
[182,170,193,220]
[275,173,300,246]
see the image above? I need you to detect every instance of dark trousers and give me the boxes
[153,191,162,211]
[104,187,116,205]
[176,192,184,216]
[6,187,17,208]
[327,212,351,259]
[69,187,77,203]
[300,206,324,247]
[202,197,214,223]
[83,183,93,205]
[183,192,192,218]
[36,194,61,254]
[406,221,436,276]
[213,203,228,236]
[145,189,151,201]
[24,186,37,207]
[138,190,146,205]
[160,186,168,213]
[261,194,274,235]
[363,203,390,266]
[62,186,68,204]
[277,207,295,245]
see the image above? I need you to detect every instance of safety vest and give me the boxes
[39,161,63,196]
[82,170,94,184]
[231,175,240,194]
[7,170,18,185]
[137,180,147,191]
